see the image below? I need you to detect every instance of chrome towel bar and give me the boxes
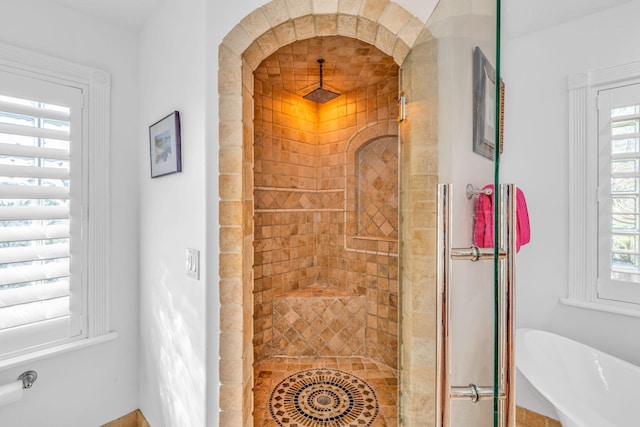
[436,184,516,427]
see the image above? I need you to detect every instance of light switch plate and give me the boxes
[186,248,200,280]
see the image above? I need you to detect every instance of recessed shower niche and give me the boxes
[352,135,398,241]
[251,35,401,425]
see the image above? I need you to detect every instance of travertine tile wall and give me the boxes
[253,82,317,360]
[398,28,438,426]
[253,68,400,368]
[253,82,317,190]
[314,76,400,368]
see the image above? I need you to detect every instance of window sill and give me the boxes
[560,298,640,319]
[0,332,118,371]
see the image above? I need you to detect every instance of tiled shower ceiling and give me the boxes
[254,36,398,96]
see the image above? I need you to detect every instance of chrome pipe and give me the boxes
[436,184,452,427]
[498,184,517,427]
[450,385,502,402]
[506,184,517,427]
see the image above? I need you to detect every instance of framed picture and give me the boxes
[149,111,181,178]
[473,47,504,160]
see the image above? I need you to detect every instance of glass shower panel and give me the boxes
[399,0,499,425]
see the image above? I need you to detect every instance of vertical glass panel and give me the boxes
[398,0,498,425]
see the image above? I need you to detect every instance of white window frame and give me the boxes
[597,84,640,305]
[0,43,114,367]
[566,60,640,317]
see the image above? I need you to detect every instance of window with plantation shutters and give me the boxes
[597,83,640,305]
[567,62,640,318]
[0,45,111,365]
[0,69,85,357]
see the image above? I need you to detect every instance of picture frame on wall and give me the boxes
[473,47,504,160]
[149,111,181,178]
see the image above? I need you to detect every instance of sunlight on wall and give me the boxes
[152,266,206,427]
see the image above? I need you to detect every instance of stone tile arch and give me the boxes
[217,1,431,425]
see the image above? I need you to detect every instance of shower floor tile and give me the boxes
[254,356,397,427]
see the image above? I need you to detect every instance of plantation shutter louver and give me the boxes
[0,69,84,356]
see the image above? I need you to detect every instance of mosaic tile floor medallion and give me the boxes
[269,368,379,426]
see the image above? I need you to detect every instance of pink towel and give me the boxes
[473,184,530,252]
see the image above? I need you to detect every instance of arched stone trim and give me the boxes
[217,1,427,424]
[345,119,398,154]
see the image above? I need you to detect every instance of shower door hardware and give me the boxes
[450,384,494,402]
[397,94,406,123]
[436,183,516,427]
[451,247,506,262]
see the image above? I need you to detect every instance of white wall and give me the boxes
[137,0,207,426]
[0,0,140,426]
[502,0,640,418]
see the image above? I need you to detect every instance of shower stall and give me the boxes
[216,0,512,425]
[251,36,402,427]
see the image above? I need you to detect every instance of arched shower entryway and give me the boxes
[217,2,438,425]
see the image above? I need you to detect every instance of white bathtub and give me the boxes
[516,328,639,427]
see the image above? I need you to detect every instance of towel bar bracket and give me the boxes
[437,184,517,427]
[466,183,493,199]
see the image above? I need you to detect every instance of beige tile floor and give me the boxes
[515,406,562,427]
[254,356,398,427]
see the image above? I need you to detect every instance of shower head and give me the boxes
[303,59,340,104]
[303,87,340,104]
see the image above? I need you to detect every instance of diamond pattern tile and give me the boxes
[357,137,398,238]
[273,293,366,357]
